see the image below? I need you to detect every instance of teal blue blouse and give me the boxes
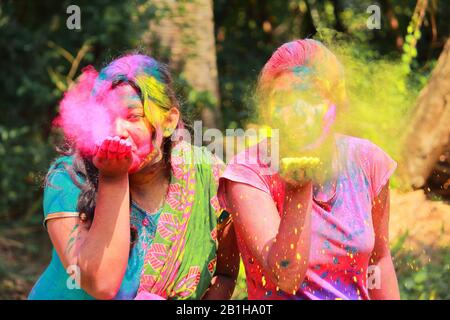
[28,156,162,300]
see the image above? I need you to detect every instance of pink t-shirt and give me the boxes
[218,134,397,300]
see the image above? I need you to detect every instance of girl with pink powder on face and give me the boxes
[29,54,239,300]
[218,39,400,300]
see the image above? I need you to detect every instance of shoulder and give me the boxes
[45,155,77,185]
[227,140,275,176]
[44,155,84,194]
[48,155,75,174]
[219,141,276,199]
[43,155,83,219]
[336,134,397,197]
[336,134,390,165]
[336,134,375,154]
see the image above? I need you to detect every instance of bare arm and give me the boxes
[369,182,400,300]
[224,180,312,294]
[47,136,133,299]
[202,219,240,300]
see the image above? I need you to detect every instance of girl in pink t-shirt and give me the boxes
[218,39,400,300]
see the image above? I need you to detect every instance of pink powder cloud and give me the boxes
[53,66,114,157]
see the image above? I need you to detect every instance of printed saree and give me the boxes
[135,141,225,300]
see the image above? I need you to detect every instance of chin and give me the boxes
[129,151,157,174]
[128,154,143,174]
[128,164,140,175]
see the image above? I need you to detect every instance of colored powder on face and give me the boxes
[251,38,416,185]
[53,55,173,159]
[95,54,172,131]
[268,90,328,156]
[252,39,345,160]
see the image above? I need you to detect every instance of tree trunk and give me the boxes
[399,38,450,188]
[331,0,346,33]
[143,0,221,129]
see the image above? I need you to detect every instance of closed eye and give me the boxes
[127,113,145,121]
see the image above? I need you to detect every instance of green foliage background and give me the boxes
[0,0,449,299]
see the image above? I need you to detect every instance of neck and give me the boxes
[312,133,339,186]
[129,160,170,208]
[317,133,336,165]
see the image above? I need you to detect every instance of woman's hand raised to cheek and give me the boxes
[93,136,133,177]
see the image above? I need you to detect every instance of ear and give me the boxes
[162,107,180,137]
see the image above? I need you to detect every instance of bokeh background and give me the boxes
[0,0,449,299]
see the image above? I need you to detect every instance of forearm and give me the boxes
[370,183,399,300]
[77,174,131,298]
[266,183,312,292]
[369,254,400,300]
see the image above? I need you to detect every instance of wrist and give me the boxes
[285,179,312,193]
[99,172,129,184]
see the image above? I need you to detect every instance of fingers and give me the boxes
[291,168,306,181]
[95,136,131,161]
[108,136,120,159]
[281,167,309,188]
[97,137,111,159]
[117,139,127,156]
[117,139,132,160]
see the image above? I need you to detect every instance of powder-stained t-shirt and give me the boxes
[218,134,397,300]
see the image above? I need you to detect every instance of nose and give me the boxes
[113,118,129,139]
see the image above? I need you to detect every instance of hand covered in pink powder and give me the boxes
[93,136,133,177]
